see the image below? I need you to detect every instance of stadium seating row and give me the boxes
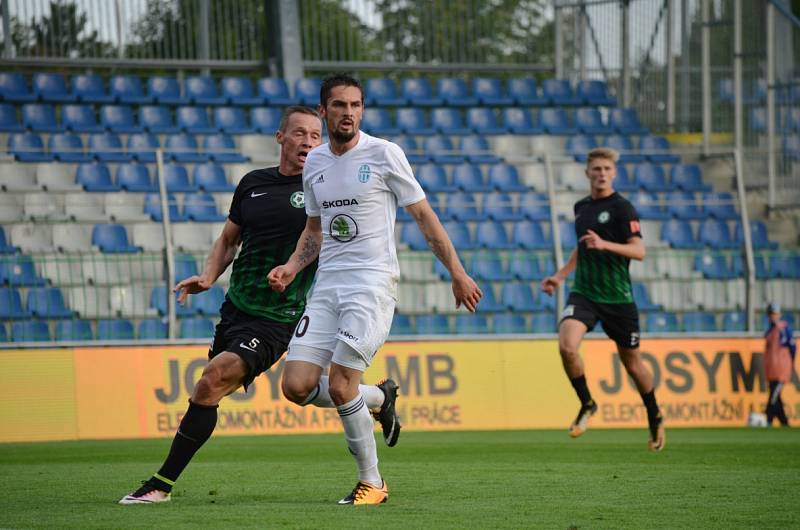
[0,317,214,342]
[718,78,800,105]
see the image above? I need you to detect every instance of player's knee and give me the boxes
[281,377,309,405]
[559,343,579,360]
[192,364,231,405]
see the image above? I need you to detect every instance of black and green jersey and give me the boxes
[571,192,642,304]
[226,167,316,323]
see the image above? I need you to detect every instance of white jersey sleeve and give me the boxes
[303,150,322,217]
[384,142,425,207]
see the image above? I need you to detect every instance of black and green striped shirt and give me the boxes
[227,167,316,323]
[571,192,641,304]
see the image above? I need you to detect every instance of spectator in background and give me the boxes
[764,302,796,427]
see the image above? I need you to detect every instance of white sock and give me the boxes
[336,394,381,487]
[303,376,385,410]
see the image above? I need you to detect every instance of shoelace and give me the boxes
[352,482,373,501]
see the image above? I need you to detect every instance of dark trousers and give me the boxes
[766,380,789,427]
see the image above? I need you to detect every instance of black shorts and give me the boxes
[209,298,297,389]
[560,292,640,348]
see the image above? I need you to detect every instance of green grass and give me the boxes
[1,428,799,529]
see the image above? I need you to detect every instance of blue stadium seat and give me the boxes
[488,163,527,192]
[484,191,522,222]
[12,321,51,342]
[783,135,800,161]
[100,105,141,133]
[92,224,140,253]
[446,191,485,221]
[609,108,648,135]
[176,106,216,134]
[150,286,196,317]
[71,73,113,103]
[575,108,611,135]
[361,108,400,136]
[442,220,476,250]
[174,254,199,280]
[455,314,490,334]
[722,311,746,332]
[117,163,155,192]
[473,78,513,106]
[734,220,777,249]
[508,78,546,105]
[694,252,734,279]
[466,108,508,135]
[512,219,550,249]
[221,76,262,106]
[76,162,120,191]
[468,251,513,281]
[139,105,178,133]
[109,75,150,104]
[493,313,529,333]
[769,254,800,279]
[702,192,738,220]
[0,103,21,132]
[8,132,51,162]
[604,134,644,163]
[501,283,539,311]
[22,103,62,132]
[731,254,771,280]
[193,286,225,315]
[96,319,135,340]
[194,162,233,192]
[49,132,90,163]
[416,164,455,193]
[55,319,94,341]
[0,256,46,286]
[180,317,215,338]
[476,221,513,250]
[509,253,550,281]
[531,313,557,333]
[0,72,35,102]
[424,135,465,164]
[415,314,451,334]
[558,220,577,249]
[631,283,662,311]
[62,104,103,133]
[250,107,282,134]
[786,108,800,132]
[683,312,718,332]
[138,319,168,339]
[646,312,679,333]
[453,163,492,192]
[391,135,428,164]
[364,78,406,107]
[670,164,710,192]
[542,79,582,105]
[437,78,478,107]
[127,133,160,163]
[0,228,17,254]
[89,131,129,162]
[396,108,434,135]
[185,75,225,105]
[458,135,497,164]
[502,107,542,134]
[204,134,246,163]
[144,192,187,222]
[640,135,680,164]
[33,73,75,102]
[475,282,505,312]
[634,163,671,192]
[539,108,576,134]
[165,133,207,163]
[633,190,669,221]
[665,191,703,220]
[566,134,597,162]
[518,192,550,221]
[400,222,428,250]
[748,107,768,133]
[718,78,734,103]
[163,163,196,192]
[660,219,701,248]
[256,78,298,106]
[184,193,225,222]
[0,288,31,319]
[401,78,442,107]
[214,106,253,134]
[390,314,414,335]
[147,76,186,105]
[613,164,637,192]
[699,218,737,249]
[576,80,616,106]
[294,77,321,106]
[27,287,74,318]
[431,108,471,135]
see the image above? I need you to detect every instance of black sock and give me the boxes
[641,389,660,419]
[150,400,218,492]
[570,375,593,406]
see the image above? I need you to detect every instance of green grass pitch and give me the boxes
[1,428,798,529]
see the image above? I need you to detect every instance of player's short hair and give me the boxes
[278,105,321,132]
[320,73,364,107]
[586,147,620,165]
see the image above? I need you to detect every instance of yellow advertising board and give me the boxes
[0,338,797,443]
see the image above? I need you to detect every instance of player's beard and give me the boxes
[330,123,357,144]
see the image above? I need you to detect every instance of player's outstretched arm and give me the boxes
[405,199,482,312]
[541,248,578,296]
[267,216,322,293]
[580,231,646,261]
[174,220,241,304]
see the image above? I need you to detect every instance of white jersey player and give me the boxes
[268,74,482,506]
